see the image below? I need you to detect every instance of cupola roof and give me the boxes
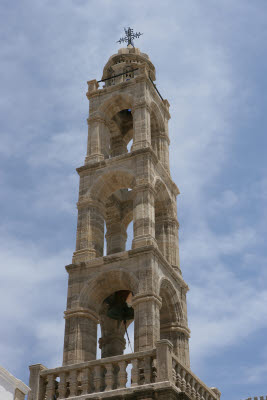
[102,46,156,81]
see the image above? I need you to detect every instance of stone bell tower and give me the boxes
[29,39,221,400]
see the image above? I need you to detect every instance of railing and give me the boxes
[244,397,267,400]
[38,349,156,400]
[29,340,221,400]
[172,354,220,400]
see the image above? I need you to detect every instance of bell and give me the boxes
[104,290,134,321]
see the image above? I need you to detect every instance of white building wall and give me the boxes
[0,366,29,400]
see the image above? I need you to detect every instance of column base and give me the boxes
[85,153,105,164]
[72,248,96,263]
[132,235,158,250]
[131,141,151,151]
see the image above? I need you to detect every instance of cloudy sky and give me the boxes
[0,1,267,399]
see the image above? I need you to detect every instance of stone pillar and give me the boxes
[155,216,180,270]
[157,136,170,172]
[28,364,47,400]
[132,104,151,151]
[156,339,173,383]
[99,308,126,358]
[132,186,157,249]
[105,196,127,255]
[14,389,27,400]
[85,117,110,164]
[110,135,128,157]
[73,200,104,263]
[162,328,190,368]
[63,308,98,365]
[132,294,161,352]
[106,224,127,255]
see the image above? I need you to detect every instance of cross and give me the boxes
[117,27,143,47]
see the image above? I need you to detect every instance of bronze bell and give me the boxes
[104,290,134,321]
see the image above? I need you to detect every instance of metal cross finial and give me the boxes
[117,27,143,47]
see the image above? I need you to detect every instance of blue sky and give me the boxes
[0,1,267,399]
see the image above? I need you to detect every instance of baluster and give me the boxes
[45,374,56,400]
[80,368,90,395]
[176,364,182,389]
[93,365,102,393]
[181,368,186,392]
[172,360,176,384]
[152,358,157,383]
[143,356,152,384]
[118,361,127,389]
[58,372,66,399]
[185,374,191,396]
[131,359,139,386]
[195,383,201,400]
[191,378,196,399]
[139,359,144,385]
[199,387,204,400]
[69,369,77,397]
[105,363,113,391]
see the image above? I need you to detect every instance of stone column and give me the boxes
[106,224,127,255]
[73,199,104,263]
[28,364,47,400]
[161,327,190,368]
[157,135,170,172]
[63,308,98,365]
[110,135,128,157]
[155,216,180,270]
[85,117,110,164]
[132,186,157,249]
[132,104,151,151]
[132,293,161,352]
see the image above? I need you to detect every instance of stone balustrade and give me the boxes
[245,397,267,400]
[37,349,157,400]
[172,353,220,400]
[29,340,220,400]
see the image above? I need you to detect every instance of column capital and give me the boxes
[87,115,109,126]
[64,307,99,323]
[132,100,151,113]
[76,197,105,213]
[132,292,162,308]
[132,182,156,196]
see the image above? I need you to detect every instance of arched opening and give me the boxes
[110,109,133,157]
[92,94,134,160]
[150,102,169,170]
[87,170,135,257]
[105,187,134,255]
[99,290,134,358]
[154,178,178,264]
[79,270,138,360]
[151,109,161,156]
[159,279,190,367]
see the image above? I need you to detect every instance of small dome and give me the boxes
[102,47,156,81]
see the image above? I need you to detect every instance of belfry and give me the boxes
[29,33,221,400]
